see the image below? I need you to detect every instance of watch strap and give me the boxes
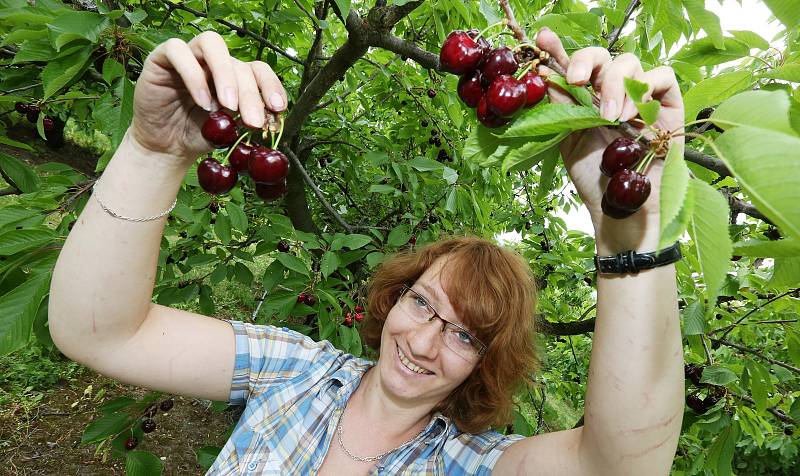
[594,242,682,274]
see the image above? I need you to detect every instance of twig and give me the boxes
[708,337,800,375]
[712,288,799,340]
[282,148,354,233]
[729,390,796,425]
[499,0,527,43]
[606,0,641,49]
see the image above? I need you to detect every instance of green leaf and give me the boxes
[672,36,750,67]
[46,11,109,51]
[501,133,566,174]
[535,149,559,201]
[769,257,800,288]
[760,64,800,83]
[687,179,732,308]
[728,30,770,50]
[683,0,724,49]
[442,166,458,185]
[97,396,136,413]
[660,184,695,248]
[332,0,350,23]
[276,253,309,276]
[81,412,131,444]
[445,187,458,213]
[195,446,221,473]
[214,213,231,244]
[41,43,93,100]
[0,273,49,356]
[479,0,502,25]
[700,365,738,386]
[500,103,612,138]
[369,184,395,194]
[341,234,372,250]
[681,300,705,336]
[0,152,40,192]
[715,126,800,239]
[125,451,164,476]
[745,360,771,413]
[658,143,689,247]
[705,421,740,476]
[0,228,54,255]
[261,261,284,292]
[623,77,660,124]
[321,251,339,278]
[387,225,411,247]
[732,238,800,257]
[762,0,800,29]
[545,75,593,107]
[12,37,57,63]
[407,157,443,172]
[225,202,248,232]
[463,124,503,164]
[713,90,795,135]
[682,71,754,124]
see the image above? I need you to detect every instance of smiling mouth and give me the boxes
[397,345,434,375]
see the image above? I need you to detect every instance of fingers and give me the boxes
[250,61,288,113]
[188,32,238,111]
[233,59,265,128]
[595,53,644,121]
[149,38,214,111]
[535,28,569,70]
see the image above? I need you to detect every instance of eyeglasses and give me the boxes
[397,285,486,360]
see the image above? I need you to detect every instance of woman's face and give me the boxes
[374,257,480,407]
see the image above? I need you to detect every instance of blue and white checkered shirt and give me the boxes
[206,320,524,475]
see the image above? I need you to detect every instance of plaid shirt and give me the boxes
[206,320,524,475]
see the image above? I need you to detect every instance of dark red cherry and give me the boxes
[439,31,483,75]
[14,102,29,114]
[26,105,40,123]
[486,75,527,117]
[466,29,490,53]
[277,240,290,252]
[197,158,237,195]
[521,71,547,107]
[255,179,288,201]
[480,47,518,84]
[457,70,484,108]
[686,394,707,414]
[249,146,289,184]
[601,137,646,176]
[476,95,510,128]
[303,294,317,306]
[229,142,254,175]
[124,436,139,450]
[603,169,651,217]
[684,364,704,385]
[159,398,174,412]
[141,419,156,433]
[201,111,239,148]
[42,116,55,131]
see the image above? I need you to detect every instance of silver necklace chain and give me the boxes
[335,408,426,463]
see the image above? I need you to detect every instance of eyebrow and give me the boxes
[414,282,467,328]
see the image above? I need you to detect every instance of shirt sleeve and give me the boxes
[444,430,526,475]
[225,319,343,405]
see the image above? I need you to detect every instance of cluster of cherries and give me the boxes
[297,291,317,306]
[599,137,654,218]
[439,29,547,127]
[344,305,365,327]
[123,398,174,450]
[199,110,289,200]
[14,102,57,130]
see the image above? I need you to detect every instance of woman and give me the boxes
[49,27,685,475]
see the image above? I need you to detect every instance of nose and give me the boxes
[407,316,443,360]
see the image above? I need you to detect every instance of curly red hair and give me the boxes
[360,235,540,434]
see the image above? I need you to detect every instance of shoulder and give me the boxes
[440,427,525,475]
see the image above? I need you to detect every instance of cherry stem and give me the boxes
[634,150,656,175]
[223,131,251,164]
[45,95,101,104]
[273,117,285,149]
[477,20,507,40]
[515,62,534,80]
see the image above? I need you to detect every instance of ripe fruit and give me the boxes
[344,312,353,327]
[277,240,290,252]
[201,111,239,148]
[141,419,156,433]
[686,394,707,414]
[14,102,29,114]
[439,31,484,75]
[457,70,484,108]
[420,119,429,128]
[304,294,317,306]
[600,137,645,176]
[477,95,510,128]
[42,116,55,131]
[785,427,794,436]
[520,71,547,108]
[603,169,651,218]
[124,436,139,450]
[480,47,518,84]
[26,105,40,123]
[197,158,237,195]
[409,235,417,245]
[297,292,307,303]
[427,88,437,99]
[255,179,288,201]
[229,143,254,175]
[159,399,174,412]
[354,312,364,322]
[684,364,704,385]
[249,147,289,184]
[354,305,365,313]
[437,149,450,162]
[466,29,490,52]
[486,75,528,117]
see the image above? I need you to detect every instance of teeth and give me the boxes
[397,347,432,375]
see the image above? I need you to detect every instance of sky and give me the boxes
[498,0,785,244]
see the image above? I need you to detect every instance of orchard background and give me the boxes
[1,0,799,474]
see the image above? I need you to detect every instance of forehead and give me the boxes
[413,258,464,323]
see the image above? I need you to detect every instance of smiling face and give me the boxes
[373,257,480,407]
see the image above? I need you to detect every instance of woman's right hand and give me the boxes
[129,31,288,163]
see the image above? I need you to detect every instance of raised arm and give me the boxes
[494,29,684,476]
[48,32,287,402]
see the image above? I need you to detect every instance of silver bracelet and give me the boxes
[92,176,177,222]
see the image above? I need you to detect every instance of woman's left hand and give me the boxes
[534,28,685,246]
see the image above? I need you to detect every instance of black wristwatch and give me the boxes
[594,242,682,274]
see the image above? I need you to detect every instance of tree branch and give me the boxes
[684,147,732,177]
[708,337,800,375]
[371,32,439,70]
[605,0,641,49]
[499,0,528,43]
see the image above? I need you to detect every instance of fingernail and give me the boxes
[269,92,285,111]
[248,107,264,128]
[601,99,617,120]
[223,87,237,109]
[198,89,212,111]
[568,66,586,84]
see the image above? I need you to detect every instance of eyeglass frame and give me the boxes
[397,285,487,358]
